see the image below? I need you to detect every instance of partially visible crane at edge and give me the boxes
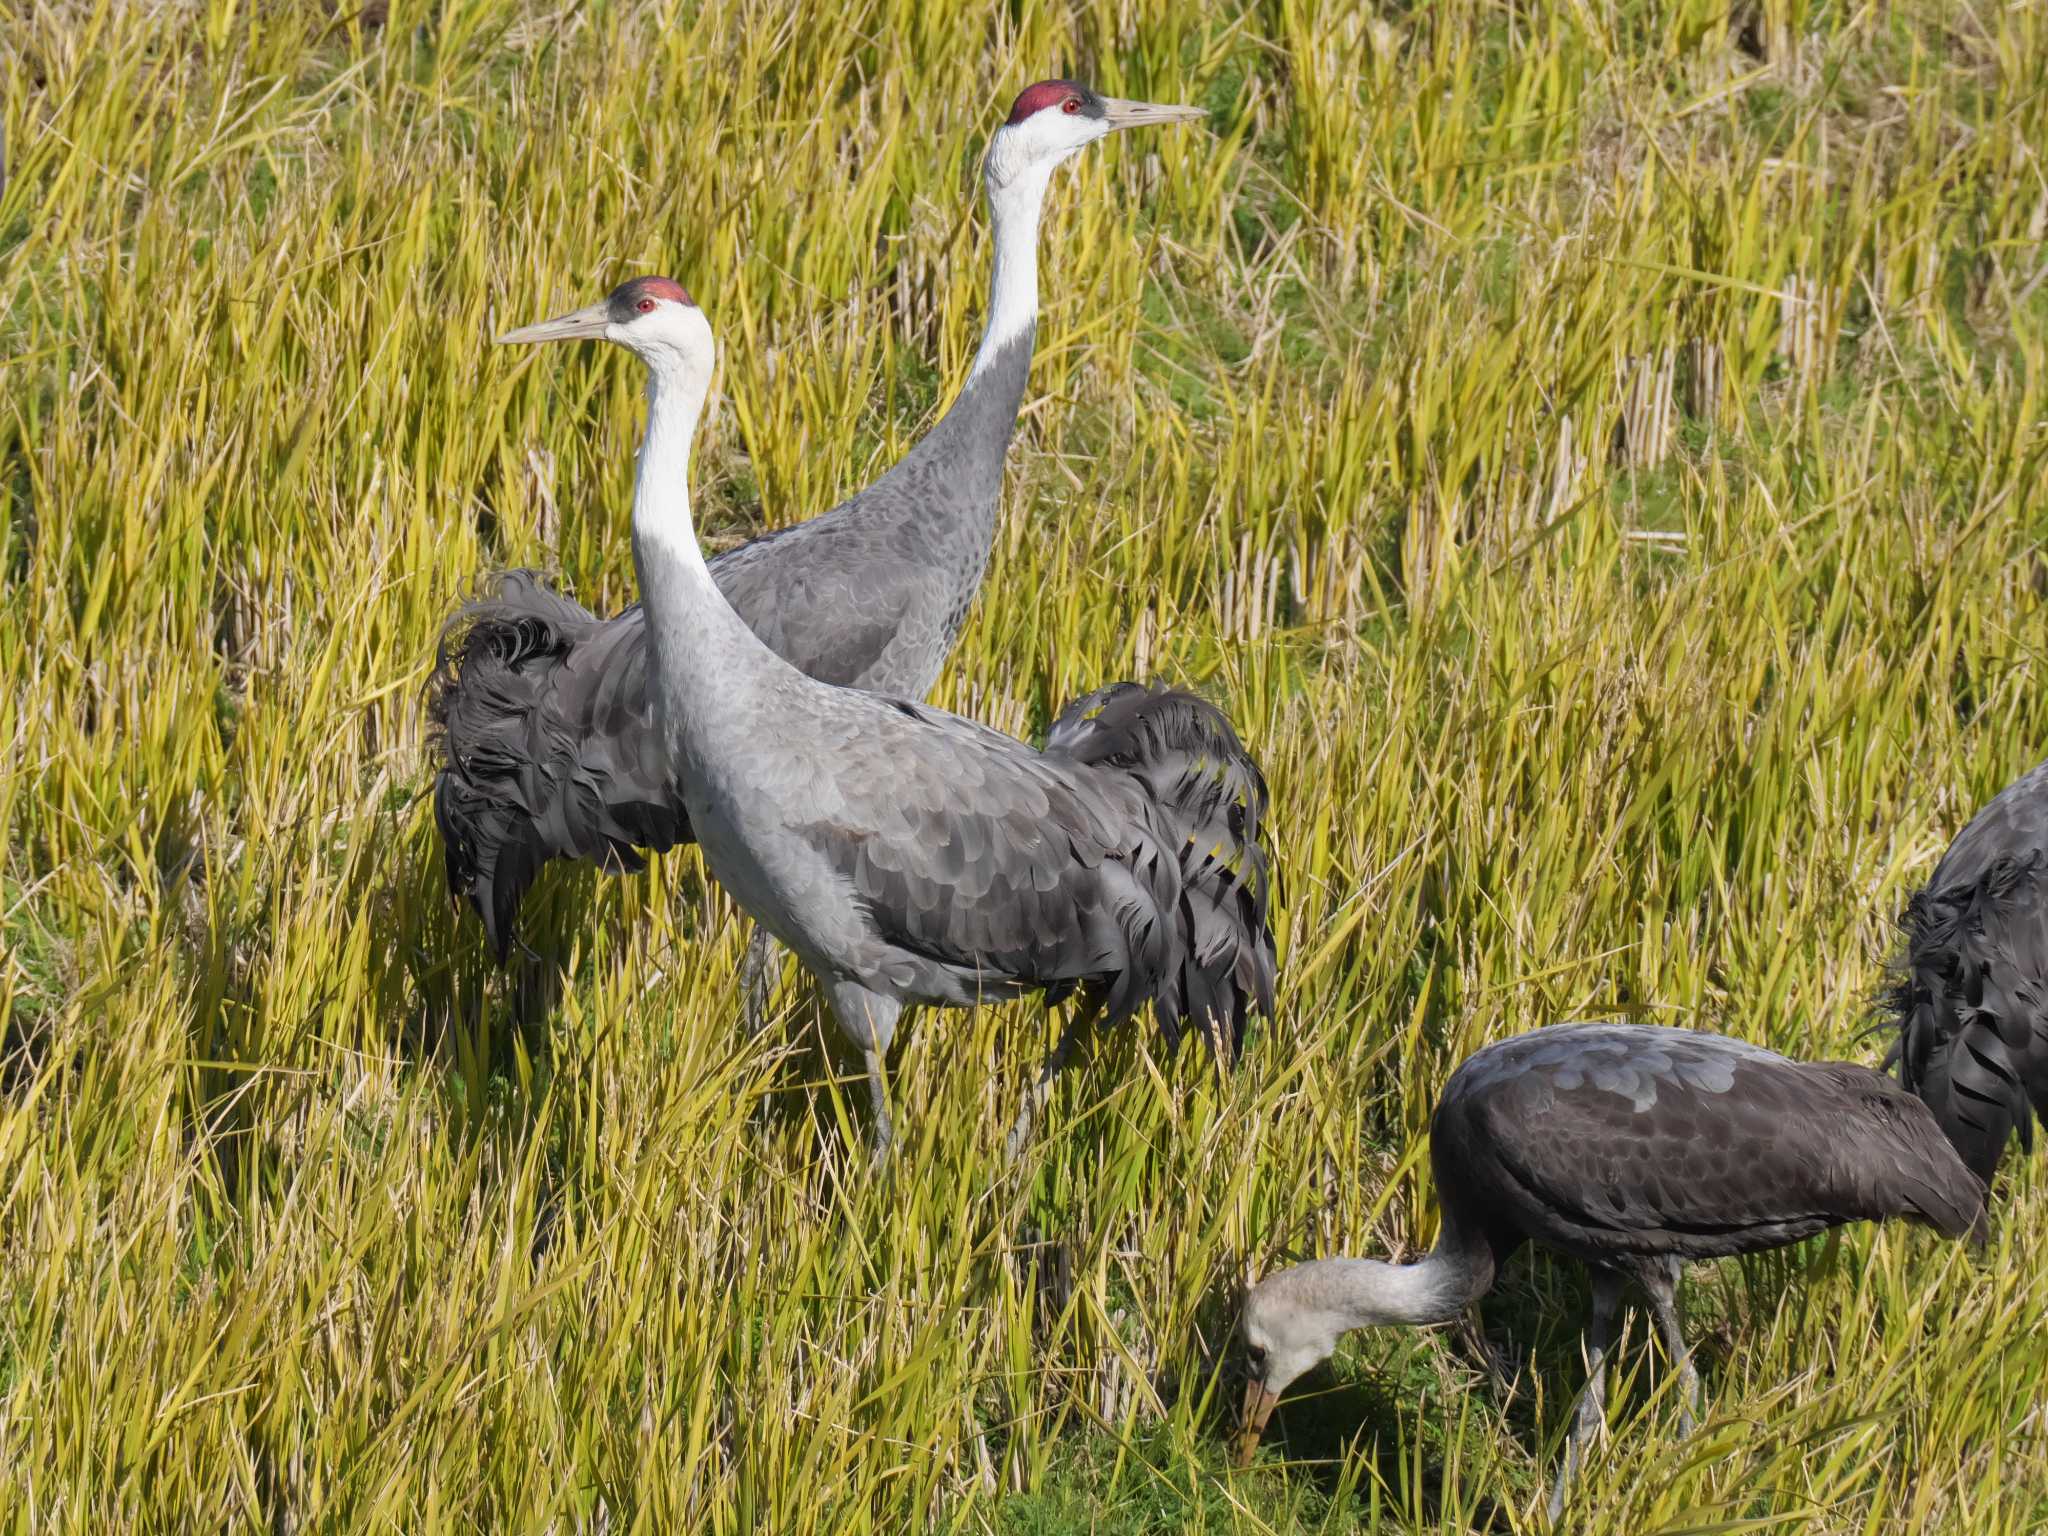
[1889,757,2048,1210]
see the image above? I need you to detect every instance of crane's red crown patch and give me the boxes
[607,276,696,321]
[1005,80,1097,125]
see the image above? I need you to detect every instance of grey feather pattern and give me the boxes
[1431,1024,1985,1266]
[1044,683,1276,1057]
[1886,760,2048,1187]
[428,335,1033,959]
[790,682,1275,1054]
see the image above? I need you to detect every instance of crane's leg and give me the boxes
[1642,1255,1699,1437]
[826,981,901,1165]
[740,923,780,1038]
[1004,998,1103,1165]
[1548,1268,1621,1523]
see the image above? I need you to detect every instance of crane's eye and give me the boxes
[637,297,656,313]
[1246,1345,1267,1371]
[1062,97,1081,114]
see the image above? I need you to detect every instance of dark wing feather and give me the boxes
[1887,760,2048,1185]
[1433,1024,1983,1264]
[1045,683,1276,1058]
[792,681,1275,1053]
[429,574,683,961]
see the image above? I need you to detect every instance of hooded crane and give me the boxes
[1234,1023,1981,1518]
[431,81,1204,1028]
[489,276,1274,1159]
[1889,757,2048,1202]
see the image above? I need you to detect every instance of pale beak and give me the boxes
[1232,1378,1281,1467]
[1098,96,1207,132]
[496,300,611,345]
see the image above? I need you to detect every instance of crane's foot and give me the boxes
[1459,1312,1525,1392]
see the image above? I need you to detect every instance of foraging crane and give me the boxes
[431,81,1204,1028]
[1889,758,2048,1200]
[1234,1023,1981,1517]
[489,276,1274,1157]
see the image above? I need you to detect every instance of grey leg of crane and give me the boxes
[1642,1256,1699,1437]
[1003,998,1103,1166]
[740,924,781,1038]
[827,981,901,1166]
[863,1048,894,1163]
[1548,1268,1621,1523]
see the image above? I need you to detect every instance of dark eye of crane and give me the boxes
[637,298,656,313]
[1062,97,1081,113]
[1246,1345,1266,1369]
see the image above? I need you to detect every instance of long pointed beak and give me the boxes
[1232,1379,1280,1467]
[496,300,612,345]
[1098,96,1207,132]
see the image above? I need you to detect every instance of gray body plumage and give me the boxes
[1432,1022,1984,1271]
[638,489,1275,1060]
[430,337,1032,957]
[1888,758,2048,1189]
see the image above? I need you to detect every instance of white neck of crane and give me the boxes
[631,351,711,570]
[967,155,1053,382]
[627,344,796,731]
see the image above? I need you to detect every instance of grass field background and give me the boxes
[4,0,2047,1529]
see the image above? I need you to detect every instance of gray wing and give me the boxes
[1889,760,2048,1185]
[710,495,950,692]
[1435,1024,1984,1262]
[794,701,1181,1027]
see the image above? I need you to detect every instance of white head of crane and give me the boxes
[973,81,1204,377]
[498,278,716,584]
[987,80,1205,184]
[496,276,709,367]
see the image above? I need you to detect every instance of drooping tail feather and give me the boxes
[427,572,687,961]
[1046,682,1276,1059]
[1887,850,2048,1188]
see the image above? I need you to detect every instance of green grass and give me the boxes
[3,0,2046,1530]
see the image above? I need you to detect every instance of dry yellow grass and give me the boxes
[2,1,2045,1530]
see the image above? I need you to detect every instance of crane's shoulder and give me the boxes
[709,513,946,689]
[1926,757,2048,892]
[1440,1023,1791,1115]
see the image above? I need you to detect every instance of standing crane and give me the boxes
[1233,1023,1981,1518]
[431,81,1204,1031]
[488,275,1274,1158]
[1889,758,2048,1201]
